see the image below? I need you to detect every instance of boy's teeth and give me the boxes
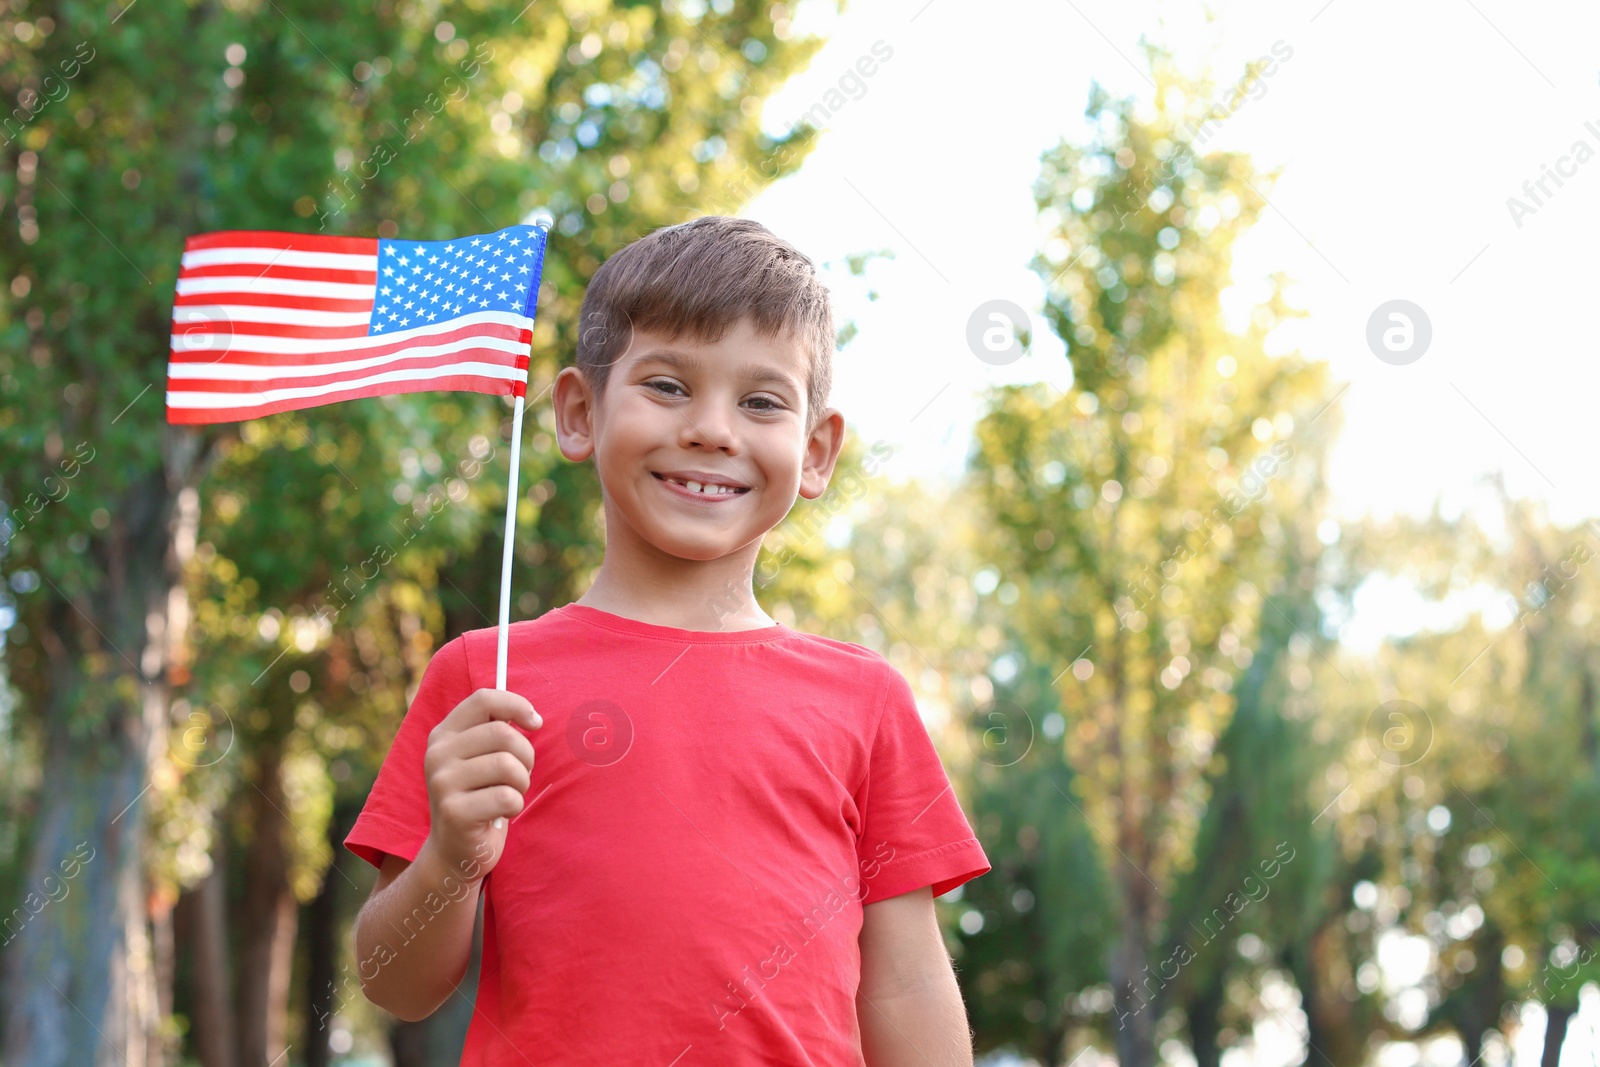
[666,475,739,495]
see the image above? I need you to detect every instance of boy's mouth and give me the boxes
[651,471,752,498]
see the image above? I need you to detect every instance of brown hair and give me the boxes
[574,215,834,428]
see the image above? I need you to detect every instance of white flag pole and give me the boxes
[491,216,547,832]
[495,388,525,693]
[490,390,525,833]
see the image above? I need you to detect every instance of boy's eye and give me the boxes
[645,380,784,411]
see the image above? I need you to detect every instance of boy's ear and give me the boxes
[797,407,847,500]
[552,366,597,462]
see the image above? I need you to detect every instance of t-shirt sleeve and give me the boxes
[854,663,991,906]
[344,635,475,870]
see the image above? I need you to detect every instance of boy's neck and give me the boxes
[574,541,776,634]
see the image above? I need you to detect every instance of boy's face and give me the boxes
[553,316,845,563]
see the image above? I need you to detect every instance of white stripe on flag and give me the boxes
[179,247,378,272]
[170,305,373,328]
[166,335,527,381]
[165,361,524,409]
[175,276,375,300]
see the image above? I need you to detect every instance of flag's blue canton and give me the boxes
[369,224,547,335]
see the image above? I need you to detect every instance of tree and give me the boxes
[964,50,1335,1067]
[1330,496,1600,1067]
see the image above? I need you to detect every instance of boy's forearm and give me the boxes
[856,971,975,1067]
[354,839,487,1021]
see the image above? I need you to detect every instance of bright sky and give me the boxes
[740,1,1600,1064]
[744,0,1600,533]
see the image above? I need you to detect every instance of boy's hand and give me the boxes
[422,688,542,880]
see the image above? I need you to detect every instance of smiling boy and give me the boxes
[345,215,991,1065]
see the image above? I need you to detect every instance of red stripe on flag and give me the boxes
[174,320,373,339]
[177,263,379,285]
[183,231,378,255]
[166,373,526,424]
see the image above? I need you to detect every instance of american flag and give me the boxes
[165,223,548,424]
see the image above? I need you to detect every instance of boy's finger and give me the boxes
[450,688,542,732]
[448,751,533,796]
[449,785,524,826]
[452,722,537,771]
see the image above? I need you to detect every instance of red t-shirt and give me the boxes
[345,602,990,1065]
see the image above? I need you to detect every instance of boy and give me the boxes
[344,215,991,1065]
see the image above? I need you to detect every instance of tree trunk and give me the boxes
[234,742,299,1067]
[1581,669,1598,779]
[1103,493,1158,1067]
[1,432,201,1067]
[149,894,178,1067]
[304,809,347,1067]
[176,854,239,1067]
[1108,666,1158,1065]
[1459,1020,1488,1067]
[1111,895,1157,1067]
[1290,921,1373,1067]
[1033,1018,1068,1067]
[1,717,173,1067]
[1457,923,1506,1067]
[1541,1002,1575,1067]
[1029,978,1069,1066]
[1187,973,1227,1067]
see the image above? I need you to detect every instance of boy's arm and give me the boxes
[352,688,542,1022]
[351,843,485,1021]
[856,886,975,1067]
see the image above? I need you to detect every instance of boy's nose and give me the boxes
[676,403,738,453]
